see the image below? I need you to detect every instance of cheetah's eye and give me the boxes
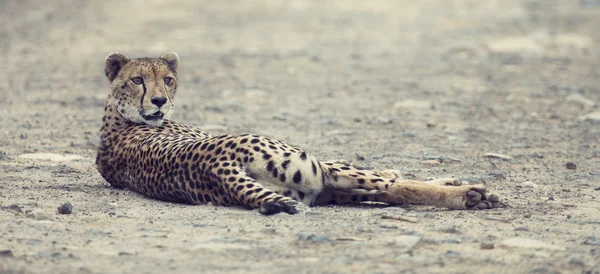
[164,77,173,85]
[131,77,143,85]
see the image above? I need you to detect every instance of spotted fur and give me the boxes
[96,52,502,215]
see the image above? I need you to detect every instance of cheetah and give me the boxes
[96,52,502,215]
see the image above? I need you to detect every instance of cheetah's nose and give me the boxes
[151,96,168,107]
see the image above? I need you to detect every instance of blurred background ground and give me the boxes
[1,0,599,273]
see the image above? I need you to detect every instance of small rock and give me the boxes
[85,229,108,236]
[244,89,267,97]
[379,224,398,229]
[500,237,564,251]
[297,233,333,244]
[568,258,586,267]
[57,202,73,214]
[515,226,530,231]
[393,235,421,249]
[565,162,577,170]
[37,251,61,258]
[421,159,440,166]
[398,132,415,138]
[26,239,43,245]
[118,251,134,256]
[548,228,569,234]
[374,117,393,125]
[439,225,460,234]
[579,111,600,121]
[566,93,595,109]
[443,250,461,257]
[260,228,276,234]
[355,226,373,233]
[426,120,437,128]
[595,187,600,191]
[484,153,513,160]
[485,215,510,222]
[0,249,14,257]
[446,238,462,244]
[486,36,543,55]
[583,236,600,246]
[521,181,538,188]
[480,240,495,249]
[393,99,432,110]
[355,153,365,161]
[4,204,22,213]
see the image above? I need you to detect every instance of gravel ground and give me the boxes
[1,0,600,273]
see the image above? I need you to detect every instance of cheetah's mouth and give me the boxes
[143,111,164,121]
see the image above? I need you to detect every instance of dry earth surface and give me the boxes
[1,0,600,273]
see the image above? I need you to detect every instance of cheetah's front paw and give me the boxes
[462,185,502,210]
[259,200,309,215]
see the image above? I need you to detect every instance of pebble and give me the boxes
[260,228,276,234]
[374,116,393,125]
[583,237,600,246]
[444,250,461,257]
[500,237,564,251]
[568,258,586,267]
[565,162,577,170]
[446,238,462,244]
[393,99,432,110]
[354,153,365,161]
[484,153,513,160]
[548,228,569,234]
[37,251,61,258]
[57,202,73,214]
[486,36,543,55]
[355,226,373,233]
[4,204,22,213]
[0,249,14,257]
[521,181,538,188]
[480,240,495,249]
[393,235,421,248]
[421,159,440,166]
[566,93,595,108]
[85,229,109,236]
[485,215,510,222]
[297,233,333,243]
[579,111,600,121]
[438,225,461,234]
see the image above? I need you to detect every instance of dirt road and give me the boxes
[1,0,600,273]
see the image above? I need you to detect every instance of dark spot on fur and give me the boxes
[293,170,302,184]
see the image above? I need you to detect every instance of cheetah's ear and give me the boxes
[105,52,131,82]
[160,52,180,72]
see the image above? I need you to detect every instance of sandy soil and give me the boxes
[1,0,600,273]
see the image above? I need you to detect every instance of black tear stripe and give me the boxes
[140,80,147,109]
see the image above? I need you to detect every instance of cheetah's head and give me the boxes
[104,52,179,127]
